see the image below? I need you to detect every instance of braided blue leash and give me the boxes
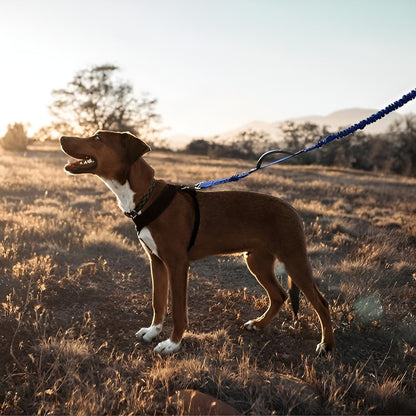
[196,88,416,190]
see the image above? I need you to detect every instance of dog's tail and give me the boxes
[288,277,300,319]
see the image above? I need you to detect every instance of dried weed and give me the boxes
[1,145,415,414]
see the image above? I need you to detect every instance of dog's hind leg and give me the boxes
[243,251,288,331]
[283,257,335,354]
[136,254,168,342]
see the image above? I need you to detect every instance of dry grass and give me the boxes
[1,142,415,414]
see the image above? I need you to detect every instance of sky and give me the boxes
[0,0,415,142]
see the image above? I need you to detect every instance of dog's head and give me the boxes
[60,130,150,182]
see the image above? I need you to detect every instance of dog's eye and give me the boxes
[94,135,101,141]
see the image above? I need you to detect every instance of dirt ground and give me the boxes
[1,143,415,414]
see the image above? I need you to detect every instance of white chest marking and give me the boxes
[138,227,158,255]
[100,178,136,212]
[100,178,158,255]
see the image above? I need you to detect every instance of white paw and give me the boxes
[244,320,261,331]
[316,342,329,356]
[135,324,162,342]
[153,338,181,355]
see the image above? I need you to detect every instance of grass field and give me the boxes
[1,141,415,414]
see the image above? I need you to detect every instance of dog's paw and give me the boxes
[135,324,162,342]
[244,320,261,331]
[154,338,181,355]
[316,342,332,356]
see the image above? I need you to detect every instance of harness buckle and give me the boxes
[125,210,139,219]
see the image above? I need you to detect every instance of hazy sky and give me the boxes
[1,0,415,140]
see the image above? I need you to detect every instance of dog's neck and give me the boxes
[100,178,136,212]
[100,158,155,213]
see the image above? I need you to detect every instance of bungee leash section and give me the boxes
[194,88,416,190]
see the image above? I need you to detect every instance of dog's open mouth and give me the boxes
[64,155,97,174]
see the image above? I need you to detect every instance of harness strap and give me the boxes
[128,184,177,232]
[180,187,200,250]
[126,184,200,251]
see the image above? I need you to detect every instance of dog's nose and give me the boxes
[59,135,74,150]
[59,136,74,146]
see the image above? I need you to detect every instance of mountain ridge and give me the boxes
[168,108,409,148]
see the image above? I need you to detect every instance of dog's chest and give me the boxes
[138,227,159,255]
[99,178,159,255]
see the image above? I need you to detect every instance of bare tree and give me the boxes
[49,64,160,137]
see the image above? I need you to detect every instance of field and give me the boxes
[1,141,415,415]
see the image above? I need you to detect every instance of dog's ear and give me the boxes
[122,132,151,164]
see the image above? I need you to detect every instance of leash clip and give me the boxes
[182,183,200,191]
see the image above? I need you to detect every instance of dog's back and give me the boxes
[189,190,305,261]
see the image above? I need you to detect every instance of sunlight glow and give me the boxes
[1,0,415,141]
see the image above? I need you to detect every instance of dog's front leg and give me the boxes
[154,260,189,355]
[136,253,168,342]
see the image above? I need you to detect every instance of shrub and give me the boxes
[1,122,28,151]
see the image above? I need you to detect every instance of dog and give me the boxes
[60,130,334,355]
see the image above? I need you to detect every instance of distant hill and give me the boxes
[217,108,404,143]
[168,108,406,149]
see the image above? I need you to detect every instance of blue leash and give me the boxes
[195,88,416,190]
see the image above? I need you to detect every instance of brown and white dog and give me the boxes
[60,130,334,355]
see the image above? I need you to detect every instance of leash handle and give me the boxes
[256,149,294,170]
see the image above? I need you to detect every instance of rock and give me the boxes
[168,389,240,415]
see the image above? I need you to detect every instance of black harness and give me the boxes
[125,184,200,251]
